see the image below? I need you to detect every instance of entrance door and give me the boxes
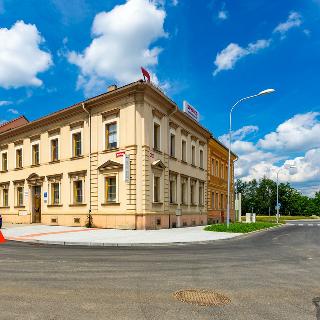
[32,186,41,223]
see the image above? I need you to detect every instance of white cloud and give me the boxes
[273,11,302,37]
[219,112,320,195]
[258,112,320,152]
[218,10,228,20]
[0,21,52,89]
[0,100,12,106]
[68,0,167,97]
[7,108,19,115]
[213,39,270,75]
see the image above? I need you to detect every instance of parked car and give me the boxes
[0,214,2,229]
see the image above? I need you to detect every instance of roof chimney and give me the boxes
[107,84,117,92]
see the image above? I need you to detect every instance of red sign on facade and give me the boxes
[116,151,126,158]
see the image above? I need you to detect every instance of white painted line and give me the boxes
[308,224,314,226]
[298,224,303,226]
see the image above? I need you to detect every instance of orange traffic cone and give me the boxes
[0,230,6,243]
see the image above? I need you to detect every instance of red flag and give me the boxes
[141,67,151,82]
[0,231,6,243]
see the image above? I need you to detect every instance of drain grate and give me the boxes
[173,289,231,307]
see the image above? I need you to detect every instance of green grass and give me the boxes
[204,222,278,233]
[241,215,320,223]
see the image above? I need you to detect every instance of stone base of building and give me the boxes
[2,213,207,230]
[207,210,235,224]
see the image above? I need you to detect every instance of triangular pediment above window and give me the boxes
[98,160,123,171]
[151,159,166,169]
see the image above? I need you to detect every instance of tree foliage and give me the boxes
[235,177,320,216]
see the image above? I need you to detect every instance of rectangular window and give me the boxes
[170,133,175,157]
[17,186,23,206]
[211,192,215,209]
[32,144,40,165]
[105,177,117,203]
[153,176,160,202]
[2,153,7,171]
[73,180,83,204]
[181,181,186,204]
[51,139,59,162]
[181,140,187,162]
[3,189,8,207]
[221,163,224,178]
[72,132,82,157]
[153,123,160,151]
[190,184,195,205]
[221,194,224,209]
[200,150,204,169]
[169,179,176,204]
[216,193,219,209]
[16,149,22,168]
[199,183,204,206]
[51,183,60,205]
[216,160,219,176]
[105,122,117,150]
[211,159,215,175]
[191,145,195,165]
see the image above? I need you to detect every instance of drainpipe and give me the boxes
[167,105,178,228]
[82,103,92,216]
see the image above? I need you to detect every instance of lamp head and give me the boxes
[257,88,275,96]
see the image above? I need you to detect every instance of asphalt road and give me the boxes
[0,222,319,320]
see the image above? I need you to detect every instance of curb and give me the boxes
[6,236,242,247]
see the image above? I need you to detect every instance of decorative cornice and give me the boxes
[181,128,190,136]
[68,170,87,177]
[169,121,179,130]
[69,121,84,129]
[152,108,166,119]
[48,128,60,136]
[101,108,120,119]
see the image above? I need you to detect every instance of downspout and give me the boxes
[167,105,178,228]
[82,103,92,216]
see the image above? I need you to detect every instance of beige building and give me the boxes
[0,81,211,229]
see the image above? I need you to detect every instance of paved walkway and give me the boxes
[1,224,240,246]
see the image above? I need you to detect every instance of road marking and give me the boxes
[308,224,314,226]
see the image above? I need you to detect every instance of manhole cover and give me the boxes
[173,289,231,306]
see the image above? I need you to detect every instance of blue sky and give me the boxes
[0,0,319,195]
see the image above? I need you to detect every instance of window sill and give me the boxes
[169,156,177,160]
[70,155,84,160]
[199,168,205,171]
[14,206,25,208]
[190,204,197,207]
[31,164,40,168]
[153,148,163,155]
[14,167,23,171]
[170,202,178,206]
[0,206,9,209]
[47,204,63,207]
[152,202,163,205]
[49,160,60,164]
[102,148,119,154]
[101,202,120,206]
[69,203,87,207]
[191,164,196,168]
[0,170,8,173]
[181,160,187,165]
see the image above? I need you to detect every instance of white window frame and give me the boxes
[169,174,177,204]
[103,118,119,151]
[71,177,85,204]
[199,147,204,169]
[104,173,119,204]
[153,117,161,151]
[30,140,40,166]
[169,128,176,157]
[15,146,23,169]
[0,151,8,171]
[181,137,187,162]
[49,135,60,162]
[191,142,196,166]
[153,173,161,203]
[70,128,83,158]
[49,181,61,205]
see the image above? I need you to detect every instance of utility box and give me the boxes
[245,213,256,223]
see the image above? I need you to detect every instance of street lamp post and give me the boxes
[276,165,296,223]
[226,89,275,228]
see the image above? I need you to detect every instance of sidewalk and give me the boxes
[1,224,241,246]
